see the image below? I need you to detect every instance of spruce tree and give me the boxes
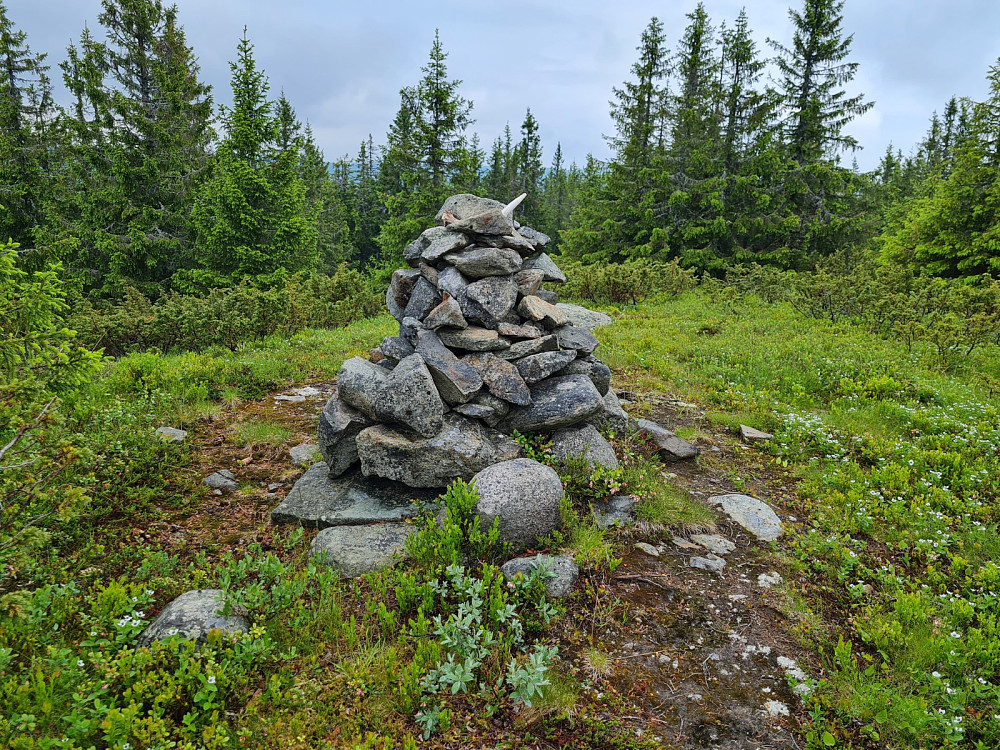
[188,30,317,288]
[54,0,212,296]
[354,135,383,266]
[0,3,58,246]
[376,31,473,260]
[516,108,544,222]
[562,17,669,263]
[770,0,872,164]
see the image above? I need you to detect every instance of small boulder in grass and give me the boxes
[635,418,700,462]
[204,470,238,492]
[740,424,774,442]
[501,554,579,598]
[139,589,248,647]
[155,426,187,443]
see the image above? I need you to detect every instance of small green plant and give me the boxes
[512,430,554,465]
[232,420,293,448]
[406,479,507,574]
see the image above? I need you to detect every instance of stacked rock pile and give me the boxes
[269,192,631,576]
[318,192,621,489]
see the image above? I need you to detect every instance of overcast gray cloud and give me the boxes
[9,0,1000,171]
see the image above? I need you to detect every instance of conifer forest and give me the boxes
[5,1,1000,748]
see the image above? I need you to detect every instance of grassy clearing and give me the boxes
[597,290,1000,749]
[8,286,1000,748]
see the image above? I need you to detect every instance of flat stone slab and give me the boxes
[501,554,579,598]
[204,470,238,492]
[710,494,783,542]
[689,534,736,556]
[271,463,437,527]
[289,443,319,467]
[636,419,700,462]
[690,554,726,573]
[635,542,660,557]
[155,426,187,443]
[592,494,636,529]
[740,424,774,442]
[139,589,247,647]
[310,523,416,578]
[556,303,612,331]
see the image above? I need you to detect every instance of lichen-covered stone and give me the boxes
[515,349,577,384]
[522,252,567,283]
[462,352,532,406]
[438,326,510,352]
[311,523,416,578]
[139,590,247,647]
[337,357,388,420]
[356,415,520,488]
[372,354,444,438]
[415,329,483,404]
[550,424,618,470]
[318,390,373,477]
[443,246,522,278]
[464,275,518,328]
[502,374,604,433]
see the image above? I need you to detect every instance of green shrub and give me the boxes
[560,258,697,305]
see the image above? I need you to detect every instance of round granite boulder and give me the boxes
[472,458,563,551]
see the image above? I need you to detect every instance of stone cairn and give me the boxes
[264,192,632,577]
[137,194,706,641]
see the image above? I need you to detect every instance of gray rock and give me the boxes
[402,276,442,321]
[740,424,774,442]
[593,390,629,435]
[501,554,579,598]
[690,534,737,556]
[452,403,496,419]
[592,494,636,529]
[636,419,700,462]
[556,303,613,331]
[403,226,449,265]
[418,261,439,286]
[496,334,559,362]
[423,295,468,330]
[357,414,520,488]
[155,426,187,444]
[522,252,567,284]
[473,458,563,551]
[435,194,505,222]
[710,494,783,542]
[204,470,238,492]
[553,325,600,357]
[271,463,437,526]
[372,354,445,438]
[464,275,518,328]
[516,349,577,384]
[499,231,536,256]
[462,352,532,406]
[497,321,546,339]
[517,295,569,328]
[518,225,551,249]
[337,357,389,420]
[290,443,319,467]
[422,231,469,263]
[318,391,373,478]
[514,269,545,296]
[310,523,416,578]
[443,246,522,278]
[690,554,727,573]
[561,357,611,396]
[535,288,559,305]
[386,268,422,321]
[436,265,470,306]
[471,391,510,427]
[139,589,248,647]
[379,335,415,362]
[503,374,604,433]
[550,424,618,470]
[415,329,483,404]
[438,326,510,352]
[635,542,660,557]
[399,316,424,347]
[446,207,514,236]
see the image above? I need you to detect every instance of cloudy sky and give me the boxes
[9,0,1000,171]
